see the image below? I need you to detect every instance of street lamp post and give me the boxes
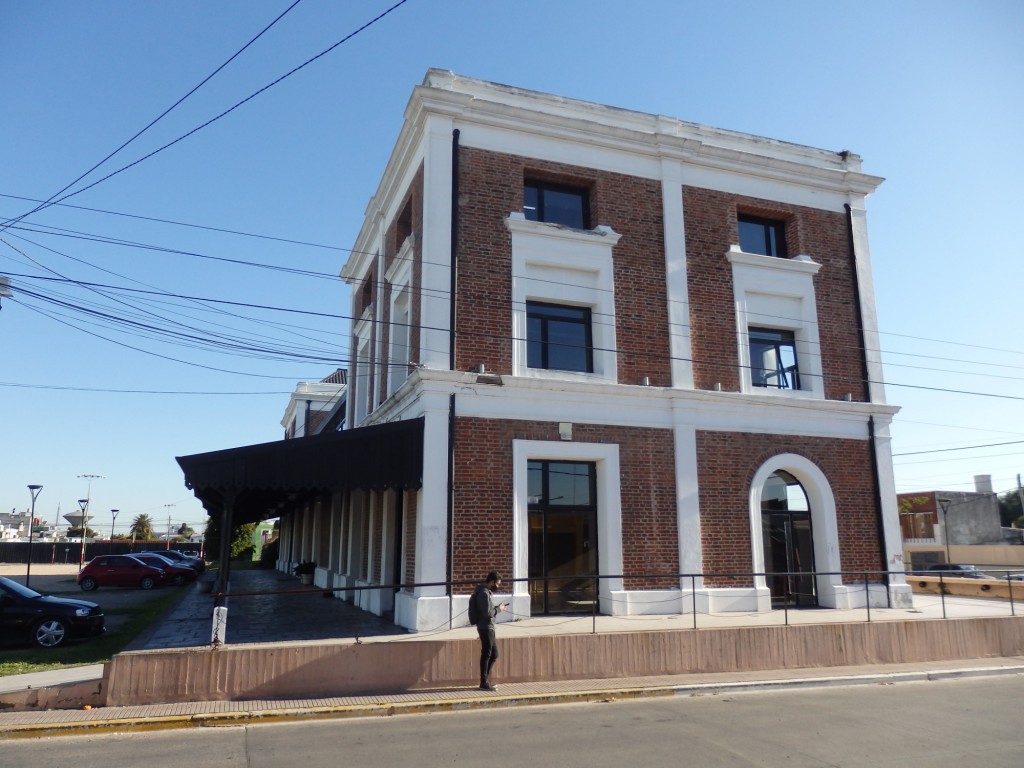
[77,498,89,569]
[26,485,42,589]
[938,497,953,565]
[110,509,120,543]
[164,504,175,550]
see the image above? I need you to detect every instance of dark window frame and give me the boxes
[738,214,789,258]
[749,327,800,390]
[526,301,594,373]
[524,179,590,229]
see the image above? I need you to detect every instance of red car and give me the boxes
[132,553,198,586]
[77,555,166,591]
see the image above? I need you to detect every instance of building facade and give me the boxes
[275,71,909,631]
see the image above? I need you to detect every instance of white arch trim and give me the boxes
[749,453,846,609]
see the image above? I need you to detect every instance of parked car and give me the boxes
[138,549,204,572]
[77,555,166,591]
[132,553,198,586]
[0,575,105,649]
[926,564,993,579]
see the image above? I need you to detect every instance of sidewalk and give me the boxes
[3,657,1023,739]
[3,564,1024,738]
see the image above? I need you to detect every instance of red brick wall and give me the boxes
[455,147,671,385]
[695,431,882,586]
[683,186,867,401]
[451,417,679,593]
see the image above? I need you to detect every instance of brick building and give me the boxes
[191,71,910,631]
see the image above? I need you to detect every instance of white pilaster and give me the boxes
[661,159,694,389]
[419,114,454,371]
[848,198,887,405]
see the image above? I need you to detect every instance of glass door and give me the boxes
[528,460,598,614]
[761,471,817,607]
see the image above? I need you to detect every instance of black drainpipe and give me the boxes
[845,203,890,592]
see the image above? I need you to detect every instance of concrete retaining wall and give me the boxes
[103,616,1024,706]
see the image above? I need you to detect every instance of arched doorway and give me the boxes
[760,470,817,607]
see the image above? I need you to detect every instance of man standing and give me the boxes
[470,571,507,691]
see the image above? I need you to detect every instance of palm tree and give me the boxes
[129,514,154,543]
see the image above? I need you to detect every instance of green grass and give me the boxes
[0,588,183,678]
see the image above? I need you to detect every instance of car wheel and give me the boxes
[80,577,98,592]
[172,574,185,586]
[140,576,156,590]
[32,618,69,649]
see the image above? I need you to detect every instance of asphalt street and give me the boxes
[3,675,1022,767]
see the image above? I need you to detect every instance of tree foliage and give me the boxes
[1000,489,1023,527]
[129,514,154,541]
[204,516,257,561]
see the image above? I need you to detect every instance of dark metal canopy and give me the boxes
[176,417,424,524]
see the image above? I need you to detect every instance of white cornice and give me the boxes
[420,69,884,195]
[342,69,884,280]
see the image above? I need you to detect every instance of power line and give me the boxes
[0,0,411,227]
[892,440,1024,457]
[0,0,305,234]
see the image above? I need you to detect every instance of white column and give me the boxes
[661,159,694,389]
[873,415,913,607]
[672,404,703,583]
[415,397,450,597]
[419,114,454,371]
[848,197,887,405]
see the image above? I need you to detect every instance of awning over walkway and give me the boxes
[176,417,424,524]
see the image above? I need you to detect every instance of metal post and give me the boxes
[592,574,598,634]
[77,498,89,569]
[109,508,119,543]
[939,572,947,619]
[1007,573,1015,617]
[691,574,698,630]
[864,573,870,622]
[26,485,42,589]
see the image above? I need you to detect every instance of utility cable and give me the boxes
[0,0,411,229]
[0,0,305,234]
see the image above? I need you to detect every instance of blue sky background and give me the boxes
[2,0,1022,536]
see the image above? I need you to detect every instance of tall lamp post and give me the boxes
[110,509,120,543]
[77,498,89,569]
[26,485,43,589]
[938,497,953,565]
[164,503,175,550]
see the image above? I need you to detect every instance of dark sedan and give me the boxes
[132,554,198,586]
[0,575,105,649]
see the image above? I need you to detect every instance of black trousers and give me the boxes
[477,623,498,682]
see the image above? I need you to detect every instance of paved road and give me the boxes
[5,675,1023,766]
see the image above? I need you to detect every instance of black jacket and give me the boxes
[471,583,498,627]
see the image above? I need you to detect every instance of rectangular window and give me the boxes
[524,180,589,229]
[749,327,800,389]
[738,214,788,258]
[527,301,593,373]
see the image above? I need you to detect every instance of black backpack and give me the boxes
[467,587,481,624]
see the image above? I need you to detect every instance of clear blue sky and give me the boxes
[2,0,1022,536]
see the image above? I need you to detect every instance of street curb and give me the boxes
[3,663,1022,740]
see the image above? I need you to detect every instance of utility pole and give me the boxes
[164,504,175,550]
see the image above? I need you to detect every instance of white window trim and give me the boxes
[506,213,621,383]
[727,245,824,399]
[352,315,372,426]
[512,440,623,616]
